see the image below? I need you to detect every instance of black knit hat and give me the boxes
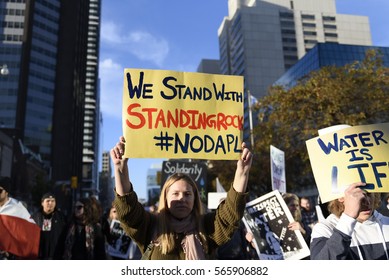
[41,192,56,201]
[0,176,11,193]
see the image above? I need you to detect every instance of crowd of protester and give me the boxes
[1,161,389,260]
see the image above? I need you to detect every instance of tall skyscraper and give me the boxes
[0,0,101,203]
[218,0,372,99]
[99,151,113,210]
[101,151,111,175]
[146,163,162,206]
[1,0,61,160]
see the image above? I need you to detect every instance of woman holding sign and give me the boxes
[310,182,389,260]
[282,192,312,248]
[110,136,252,260]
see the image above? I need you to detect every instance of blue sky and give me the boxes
[98,0,389,200]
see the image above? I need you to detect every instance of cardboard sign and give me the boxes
[107,220,132,259]
[122,69,244,160]
[270,145,286,193]
[306,122,389,203]
[161,160,208,202]
[160,160,207,187]
[207,192,227,210]
[243,190,310,260]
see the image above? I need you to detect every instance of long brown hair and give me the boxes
[156,173,207,254]
[282,192,302,222]
[74,197,96,225]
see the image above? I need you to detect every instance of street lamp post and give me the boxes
[1,64,9,76]
[247,90,255,149]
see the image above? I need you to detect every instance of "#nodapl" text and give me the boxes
[153,131,241,155]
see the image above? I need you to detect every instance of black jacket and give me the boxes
[32,209,67,259]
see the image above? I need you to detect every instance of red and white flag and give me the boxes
[0,198,40,259]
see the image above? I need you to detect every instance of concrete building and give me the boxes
[146,163,162,206]
[99,151,114,211]
[101,150,111,174]
[197,59,220,74]
[218,0,372,100]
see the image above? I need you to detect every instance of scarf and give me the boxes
[169,215,206,260]
[63,222,95,259]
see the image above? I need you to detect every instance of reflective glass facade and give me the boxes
[24,0,60,161]
[0,1,26,129]
[275,43,389,87]
[0,0,101,202]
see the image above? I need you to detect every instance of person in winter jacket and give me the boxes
[310,182,389,260]
[32,192,67,259]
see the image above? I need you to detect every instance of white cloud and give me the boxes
[127,31,169,67]
[101,21,169,67]
[100,21,122,44]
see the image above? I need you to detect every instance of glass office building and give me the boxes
[0,0,60,162]
[0,0,101,205]
[275,43,389,87]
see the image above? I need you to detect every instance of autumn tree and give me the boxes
[210,50,389,197]
[249,49,389,195]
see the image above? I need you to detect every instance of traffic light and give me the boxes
[71,176,78,189]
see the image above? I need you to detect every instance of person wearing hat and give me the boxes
[32,192,67,259]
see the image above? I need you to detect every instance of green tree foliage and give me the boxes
[248,49,389,195]
[207,158,236,192]
[210,50,389,197]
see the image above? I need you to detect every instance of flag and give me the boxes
[249,94,258,107]
[207,178,227,209]
[216,177,226,193]
[0,198,40,259]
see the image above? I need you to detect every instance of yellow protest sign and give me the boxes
[306,122,389,203]
[122,69,244,160]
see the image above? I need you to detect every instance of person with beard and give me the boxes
[310,182,389,260]
[32,193,67,259]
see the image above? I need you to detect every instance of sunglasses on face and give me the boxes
[75,205,84,210]
[0,189,4,194]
